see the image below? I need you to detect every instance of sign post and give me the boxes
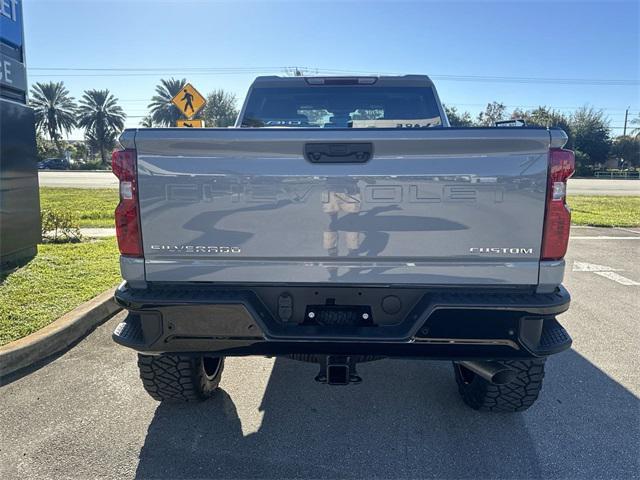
[176,119,204,128]
[0,0,40,269]
[171,83,206,127]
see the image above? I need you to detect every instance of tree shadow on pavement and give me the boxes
[136,350,639,479]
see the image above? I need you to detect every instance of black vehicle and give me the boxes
[38,158,70,170]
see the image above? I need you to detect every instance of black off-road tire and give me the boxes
[137,354,225,402]
[453,359,546,412]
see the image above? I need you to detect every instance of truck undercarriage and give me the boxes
[113,282,571,386]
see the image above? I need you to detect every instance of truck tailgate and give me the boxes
[130,128,552,286]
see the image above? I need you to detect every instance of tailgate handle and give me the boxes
[305,143,373,163]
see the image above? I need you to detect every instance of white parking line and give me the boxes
[573,262,621,272]
[570,236,640,240]
[593,271,640,286]
[572,261,639,286]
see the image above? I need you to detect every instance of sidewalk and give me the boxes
[81,228,115,238]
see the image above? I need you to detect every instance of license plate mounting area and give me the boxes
[303,304,373,327]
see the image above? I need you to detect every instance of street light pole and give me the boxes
[623,107,630,136]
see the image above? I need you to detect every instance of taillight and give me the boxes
[541,148,575,260]
[112,149,142,257]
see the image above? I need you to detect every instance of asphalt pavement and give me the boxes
[1,228,638,479]
[39,171,119,189]
[568,178,640,196]
[38,171,640,196]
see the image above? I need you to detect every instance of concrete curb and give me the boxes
[0,288,122,379]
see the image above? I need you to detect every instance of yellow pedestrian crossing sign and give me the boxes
[177,119,204,128]
[172,83,206,118]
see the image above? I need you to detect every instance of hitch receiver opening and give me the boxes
[315,356,362,385]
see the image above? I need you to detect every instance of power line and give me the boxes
[315,68,639,86]
[29,67,282,71]
[29,64,637,123]
[29,71,283,78]
[27,65,639,86]
[443,102,639,113]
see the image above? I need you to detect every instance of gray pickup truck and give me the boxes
[112,75,574,412]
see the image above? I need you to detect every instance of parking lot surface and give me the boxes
[1,228,638,479]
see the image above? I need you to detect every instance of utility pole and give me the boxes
[623,106,630,136]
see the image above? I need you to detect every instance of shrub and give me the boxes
[41,208,82,243]
[574,150,594,177]
[69,158,111,170]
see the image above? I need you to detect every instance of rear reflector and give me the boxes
[112,149,142,257]
[541,148,575,260]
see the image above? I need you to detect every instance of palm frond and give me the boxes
[29,81,77,143]
[147,77,187,127]
[77,89,126,164]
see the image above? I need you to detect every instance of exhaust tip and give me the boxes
[459,361,518,385]
[491,369,518,385]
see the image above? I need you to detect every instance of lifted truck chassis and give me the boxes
[111,74,576,411]
[113,282,571,387]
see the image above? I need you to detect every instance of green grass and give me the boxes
[0,238,121,346]
[569,195,640,228]
[40,187,118,228]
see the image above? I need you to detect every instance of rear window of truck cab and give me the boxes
[240,86,442,128]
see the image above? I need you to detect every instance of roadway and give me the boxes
[568,178,640,196]
[39,171,119,189]
[1,227,638,479]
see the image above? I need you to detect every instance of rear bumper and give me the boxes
[113,282,571,360]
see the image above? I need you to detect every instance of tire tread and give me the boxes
[137,354,223,402]
[454,359,546,412]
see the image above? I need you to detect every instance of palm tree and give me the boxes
[77,89,126,165]
[30,81,77,154]
[85,127,117,161]
[140,115,154,128]
[630,114,640,138]
[148,78,186,126]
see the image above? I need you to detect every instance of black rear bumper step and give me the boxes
[115,283,570,316]
[534,317,572,355]
[113,282,571,359]
[113,315,144,347]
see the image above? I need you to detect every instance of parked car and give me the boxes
[111,75,574,412]
[38,158,70,170]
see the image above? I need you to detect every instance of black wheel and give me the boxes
[453,359,546,412]
[137,354,225,402]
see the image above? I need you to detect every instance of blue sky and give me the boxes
[23,0,639,137]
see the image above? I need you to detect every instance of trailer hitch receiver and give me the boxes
[315,355,362,385]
